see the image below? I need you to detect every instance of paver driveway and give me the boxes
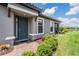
[3,41,39,56]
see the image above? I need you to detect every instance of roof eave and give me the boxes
[0,3,7,7]
[19,3,42,13]
[39,14,60,22]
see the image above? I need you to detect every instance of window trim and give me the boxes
[50,21,54,33]
[37,17,44,34]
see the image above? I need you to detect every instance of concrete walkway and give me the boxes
[3,41,39,56]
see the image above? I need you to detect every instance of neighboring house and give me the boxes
[0,3,60,45]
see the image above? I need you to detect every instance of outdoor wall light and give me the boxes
[35,16,38,22]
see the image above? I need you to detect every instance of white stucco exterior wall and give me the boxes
[0,4,59,43]
[29,16,57,40]
[0,5,14,45]
[33,17,56,34]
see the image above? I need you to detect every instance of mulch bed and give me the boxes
[35,39,43,44]
[0,46,14,55]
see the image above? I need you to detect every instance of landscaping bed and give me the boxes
[0,44,14,55]
[36,38,43,44]
[22,34,58,56]
[22,32,79,56]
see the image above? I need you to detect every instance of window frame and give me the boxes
[37,18,44,34]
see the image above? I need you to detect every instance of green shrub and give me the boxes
[22,34,58,56]
[37,42,53,56]
[59,27,69,34]
[42,34,58,49]
[42,34,54,41]
[44,38,58,49]
[42,34,52,41]
[22,51,36,56]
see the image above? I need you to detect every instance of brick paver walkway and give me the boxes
[3,41,39,56]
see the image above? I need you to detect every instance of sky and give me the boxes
[33,3,79,27]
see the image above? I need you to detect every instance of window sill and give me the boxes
[50,32,54,33]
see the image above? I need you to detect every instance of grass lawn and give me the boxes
[54,31,79,56]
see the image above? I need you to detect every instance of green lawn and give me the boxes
[54,31,79,56]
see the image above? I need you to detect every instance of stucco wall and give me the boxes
[33,17,56,34]
[29,16,56,40]
[28,17,33,34]
[0,5,14,45]
[44,18,50,34]
[32,17,37,34]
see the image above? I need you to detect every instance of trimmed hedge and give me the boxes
[43,34,58,49]
[36,42,53,56]
[36,34,58,56]
[44,38,58,49]
[22,34,58,56]
[42,34,54,41]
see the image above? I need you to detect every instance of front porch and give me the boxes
[8,4,39,43]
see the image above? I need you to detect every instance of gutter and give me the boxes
[39,14,61,22]
[19,3,42,13]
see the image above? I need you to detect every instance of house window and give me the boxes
[37,19,44,34]
[50,21,54,32]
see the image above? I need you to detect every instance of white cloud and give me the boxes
[66,6,79,15]
[42,7,57,16]
[57,17,69,21]
[70,3,79,7]
[65,3,79,15]
[41,3,47,5]
[60,17,79,27]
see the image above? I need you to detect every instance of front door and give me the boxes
[15,16,28,41]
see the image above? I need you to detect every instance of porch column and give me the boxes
[32,17,36,34]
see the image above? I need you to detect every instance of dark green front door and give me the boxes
[17,16,28,41]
